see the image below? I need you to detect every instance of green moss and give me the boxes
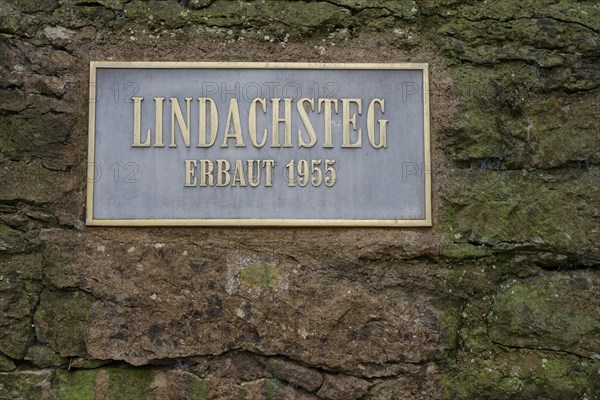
[42,243,79,289]
[441,360,504,399]
[54,369,98,400]
[265,377,286,400]
[441,270,600,399]
[0,370,55,399]
[441,19,599,167]
[0,253,43,359]
[434,295,464,353]
[0,2,22,34]
[238,264,279,288]
[0,354,16,372]
[0,112,70,162]
[526,91,600,168]
[443,272,600,399]
[25,344,67,368]
[0,319,33,360]
[488,272,599,357]
[442,64,534,164]
[441,243,488,260]
[442,349,599,399]
[445,168,599,254]
[106,368,154,400]
[34,289,94,357]
[121,0,352,35]
[0,89,34,113]
[121,1,194,28]
[433,2,599,68]
[187,379,208,400]
[49,4,115,29]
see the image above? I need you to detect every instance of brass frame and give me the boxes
[87,62,431,227]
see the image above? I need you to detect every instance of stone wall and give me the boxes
[0,0,599,399]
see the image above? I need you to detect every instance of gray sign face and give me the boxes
[87,62,431,227]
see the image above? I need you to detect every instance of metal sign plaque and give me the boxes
[87,62,431,226]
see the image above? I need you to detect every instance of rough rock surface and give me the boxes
[0,0,599,399]
[317,374,371,400]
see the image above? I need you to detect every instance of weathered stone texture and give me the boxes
[0,0,598,398]
[317,374,370,400]
[268,359,323,392]
[34,288,93,357]
[0,253,42,359]
[488,271,599,359]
